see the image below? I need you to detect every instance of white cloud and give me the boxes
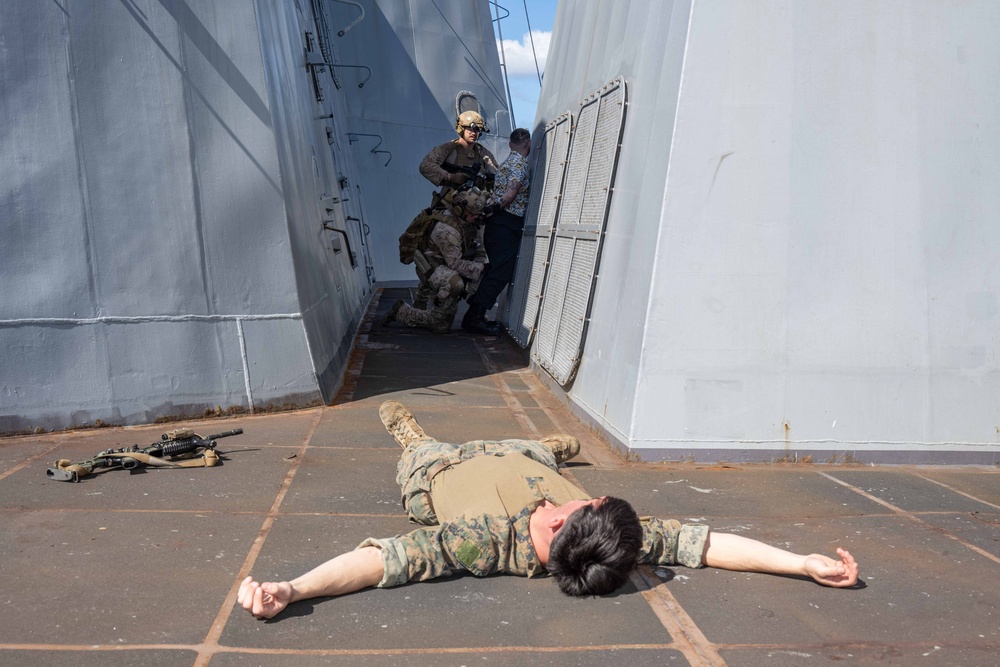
[497,31,550,77]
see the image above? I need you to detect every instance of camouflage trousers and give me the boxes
[395,298,461,334]
[395,438,560,525]
[398,264,482,333]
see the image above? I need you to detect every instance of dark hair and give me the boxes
[546,496,642,596]
[510,128,531,145]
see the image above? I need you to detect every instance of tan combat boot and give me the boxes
[539,434,580,464]
[379,400,428,448]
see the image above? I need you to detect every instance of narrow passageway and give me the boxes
[0,288,997,666]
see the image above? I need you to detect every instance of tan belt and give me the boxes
[426,460,452,482]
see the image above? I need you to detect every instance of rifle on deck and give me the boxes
[46,428,243,482]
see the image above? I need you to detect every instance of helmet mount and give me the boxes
[455,110,488,136]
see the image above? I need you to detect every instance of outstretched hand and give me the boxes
[803,547,859,587]
[237,576,294,619]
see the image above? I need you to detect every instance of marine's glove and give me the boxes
[480,202,500,218]
[447,172,469,186]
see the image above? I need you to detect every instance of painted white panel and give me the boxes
[535,0,1000,461]
[506,112,573,347]
[534,80,627,386]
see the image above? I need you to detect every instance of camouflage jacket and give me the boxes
[638,518,710,569]
[425,220,486,282]
[359,504,542,587]
[419,140,498,188]
[358,439,709,587]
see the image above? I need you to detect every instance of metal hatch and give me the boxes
[504,112,574,347]
[532,78,627,386]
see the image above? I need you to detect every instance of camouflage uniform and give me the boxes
[357,438,710,588]
[419,140,499,189]
[395,217,487,333]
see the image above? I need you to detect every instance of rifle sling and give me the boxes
[94,449,220,468]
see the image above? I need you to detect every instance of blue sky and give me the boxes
[489,0,559,129]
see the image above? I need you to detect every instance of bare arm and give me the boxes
[703,532,859,588]
[499,179,522,209]
[237,546,384,619]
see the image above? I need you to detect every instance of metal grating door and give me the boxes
[504,112,573,347]
[533,78,627,385]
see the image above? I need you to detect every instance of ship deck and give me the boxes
[1,288,998,666]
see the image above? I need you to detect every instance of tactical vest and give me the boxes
[428,453,590,522]
[398,207,446,264]
[440,144,495,193]
[398,191,478,264]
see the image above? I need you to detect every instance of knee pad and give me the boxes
[429,268,464,302]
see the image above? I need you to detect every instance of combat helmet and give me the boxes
[455,110,488,136]
[445,187,490,219]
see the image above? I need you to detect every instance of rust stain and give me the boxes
[332,289,384,405]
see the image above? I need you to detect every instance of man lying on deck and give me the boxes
[237,401,859,619]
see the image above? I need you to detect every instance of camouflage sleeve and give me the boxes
[419,143,454,186]
[430,224,484,281]
[357,536,412,588]
[638,517,710,569]
[357,518,503,588]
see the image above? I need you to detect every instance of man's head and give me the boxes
[445,186,490,221]
[545,496,642,596]
[456,110,488,142]
[509,128,531,156]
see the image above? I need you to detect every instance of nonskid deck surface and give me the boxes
[1,288,997,666]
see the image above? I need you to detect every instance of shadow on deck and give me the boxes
[0,288,998,666]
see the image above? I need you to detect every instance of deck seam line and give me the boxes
[471,337,722,663]
[631,565,728,667]
[1,639,997,654]
[473,337,541,438]
[818,471,1000,567]
[471,333,724,662]
[194,410,324,666]
[0,442,64,482]
[0,642,679,654]
[912,474,1000,510]
[557,471,722,666]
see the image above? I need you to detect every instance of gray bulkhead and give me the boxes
[519,0,1000,464]
[0,0,507,432]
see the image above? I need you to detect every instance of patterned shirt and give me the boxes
[492,151,530,217]
[358,440,709,587]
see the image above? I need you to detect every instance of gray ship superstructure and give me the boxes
[3,0,999,465]
[1,0,509,430]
